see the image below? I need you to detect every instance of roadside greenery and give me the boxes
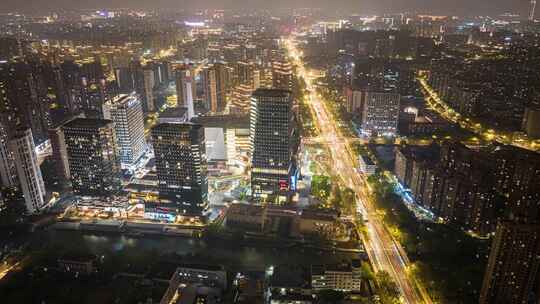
[316,85,356,138]
[311,175,331,201]
[355,216,368,240]
[317,289,345,303]
[329,185,355,215]
[311,175,355,215]
[376,271,401,304]
[293,75,318,137]
[300,47,486,303]
[368,175,489,303]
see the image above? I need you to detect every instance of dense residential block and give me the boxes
[395,142,540,236]
[9,128,46,213]
[480,221,540,304]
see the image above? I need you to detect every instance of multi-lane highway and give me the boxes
[285,37,432,304]
[0,260,23,281]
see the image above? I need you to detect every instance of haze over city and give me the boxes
[0,0,536,15]
[0,1,539,304]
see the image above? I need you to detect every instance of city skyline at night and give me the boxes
[0,2,539,303]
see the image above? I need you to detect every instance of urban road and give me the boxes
[285,37,433,304]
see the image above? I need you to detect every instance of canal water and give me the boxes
[28,229,356,270]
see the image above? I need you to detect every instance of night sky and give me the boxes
[0,0,534,16]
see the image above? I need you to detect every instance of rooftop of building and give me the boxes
[487,144,540,160]
[398,144,440,162]
[311,263,358,275]
[160,107,188,119]
[50,115,83,129]
[192,114,249,129]
[176,264,225,273]
[269,293,314,302]
[169,283,221,304]
[58,253,97,263]
[266,205,299,217]
[124,183,159,192]
[269,265,309,289]
[360,154,375,166]
[63,117,113,129]
[10,127,32,139]
[300,209,339,222]
[228,203,265,217]
[152,122,202,133]
[106,93,141,107]
[252,88,292,98]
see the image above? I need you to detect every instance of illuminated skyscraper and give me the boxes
[175,67,196,120]
[230,84,253,114]
[143,67,155,112]
[62,118,121,196]
[202,63,227,113]
[103,94,147,168]
[531,0,537,21]
[9,128,46,213]
[271,60,293,91]
[0,62,50,142]
[151,123,208,215]
[250,89,298,201]
[0,121,16,187]
[48,122,71,182]
[235,61,260,89]
[360,91,400,137]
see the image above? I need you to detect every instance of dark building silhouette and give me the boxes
[480,220,540,304]
[62,118,121,196]
[151,123,208,215]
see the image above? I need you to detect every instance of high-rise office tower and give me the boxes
[143,67,155,112]
[159,61,172,83]
[235,61,261,91]
[129,59,145,99]
[223,43,242,63]
[175,68,196,120]
[231,84,253,114]
[0,63,12,122]
[480,220,540,304]
[56,60,82,114]
[252,69,261,90]
[0,121,16,187]
[151,123,208,215]
[360,91,400,137]
[103,94,147,168]
[48,125,71,182]
[531,0,537,21]
[9,128,46,214]
[114,67,136,94]
[0,37,23,60]
[271,60,293,91]
[80,57,104,82]
[0,62,50,142]
[62,118,121,196]
[235,61,256,87]
[250,89,298,201]
[79,77,112,119]
[202,63,227,113]
[148,62,164,86]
